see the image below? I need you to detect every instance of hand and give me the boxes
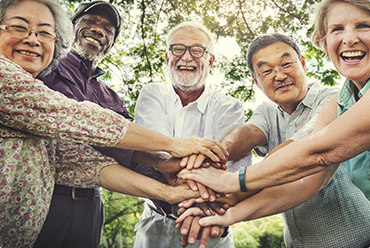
[176,204,225,248]
[170,136,228,163]
[178,166,239,194]
[166,183,201,205]
[156,156,183,174]
[176,207,234,228]
[180,154,227,170]
[185,180,217,202]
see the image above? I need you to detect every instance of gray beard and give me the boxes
[71,39,107,63]
[169,67,208,93]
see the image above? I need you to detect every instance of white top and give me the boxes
[135,83,251,172]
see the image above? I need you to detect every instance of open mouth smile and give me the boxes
[341,51,366,62]
[177,65,197,71]
[17,50,40,57]
[85,36,101,45]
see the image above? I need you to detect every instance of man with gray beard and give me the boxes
[134,21,251,248]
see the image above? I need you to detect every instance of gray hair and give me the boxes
[166,21,215,54]
[311,0,370,50]
[0,0,73,77]
[247,33,301,74]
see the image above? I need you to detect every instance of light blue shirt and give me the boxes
[337,78,370,200]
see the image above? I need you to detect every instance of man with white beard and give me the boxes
[134,21,251,248]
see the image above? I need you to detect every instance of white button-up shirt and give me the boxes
[135,83,251,172]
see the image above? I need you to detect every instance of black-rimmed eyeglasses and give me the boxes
[0,24,58,43]
[169,44,210,58]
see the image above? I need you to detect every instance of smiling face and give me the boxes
[324,2,370,89]
[166,29,215,93]
[0,0,56,77]
[252,42,308,114]
[72,9,115,63]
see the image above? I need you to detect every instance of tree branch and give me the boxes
[104,200,145,226]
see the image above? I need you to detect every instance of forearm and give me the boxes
[116,122,173,152]
[100,164,171,201]
[220,124,266,161]
[131,151,182,174]
[235,165,339,222]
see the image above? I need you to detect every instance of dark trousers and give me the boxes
[33,185,104,248]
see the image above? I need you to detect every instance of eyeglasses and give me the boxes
[257,61,298,80]
[0,24,58,43]
[169,44,210,58]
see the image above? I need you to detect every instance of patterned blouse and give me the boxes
[0,55,129,248]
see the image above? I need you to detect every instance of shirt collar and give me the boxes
[170,84,209,114]
[59,52,104,83]
[337,78,370,108]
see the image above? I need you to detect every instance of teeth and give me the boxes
[19,51,38,57]
[179,66,196,70]
[85,37,100,45]
[342,51,365,57]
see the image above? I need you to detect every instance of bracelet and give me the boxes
[239,166,248,192]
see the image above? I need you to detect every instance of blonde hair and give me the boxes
[311,0,370,50]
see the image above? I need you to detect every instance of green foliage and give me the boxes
[100,189,144,248]
[232,215,286,248]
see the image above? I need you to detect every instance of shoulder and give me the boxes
[141,83,169,93]
[313,82,340,101]
[207,89,243,109]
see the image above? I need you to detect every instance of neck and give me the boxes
[173,85,205,107]
[280,102,299,115]
[71,50,99,77]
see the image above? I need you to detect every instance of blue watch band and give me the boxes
[239,166,248,192]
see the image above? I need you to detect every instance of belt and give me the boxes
[54,184,102,200]
[148,203,177,221]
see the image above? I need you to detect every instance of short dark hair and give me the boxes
[71,1,122,41]
[247,33,301,74]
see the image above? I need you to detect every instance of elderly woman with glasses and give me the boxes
[0,1,228,247]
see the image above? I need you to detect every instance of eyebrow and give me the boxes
[9,16,54,29]
[256,52,293,69]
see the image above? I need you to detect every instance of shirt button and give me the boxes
[289,122,293,126]
[294,238,298,242]
[179,112,183,116]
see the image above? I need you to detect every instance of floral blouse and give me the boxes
[0,55,129,248]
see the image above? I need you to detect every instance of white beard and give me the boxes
[169,61,209,93]
[72,39,107,63]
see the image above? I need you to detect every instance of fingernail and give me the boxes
[210,195,215,201]
[203,192,208,198]
[189,237,195,244]
[199,245,205,248]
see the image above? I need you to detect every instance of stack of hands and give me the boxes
[161,151,250,248]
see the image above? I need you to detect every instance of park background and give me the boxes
[61,0,342,247]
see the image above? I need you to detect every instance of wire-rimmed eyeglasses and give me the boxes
[0,24,58,43]
[257,61,298,80]
[169,44,210,58]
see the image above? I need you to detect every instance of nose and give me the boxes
[273,68,287,81]
[181,48,193,62]
[343,29,359,47]
[90,25,105,37]
[23,31,40,46]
